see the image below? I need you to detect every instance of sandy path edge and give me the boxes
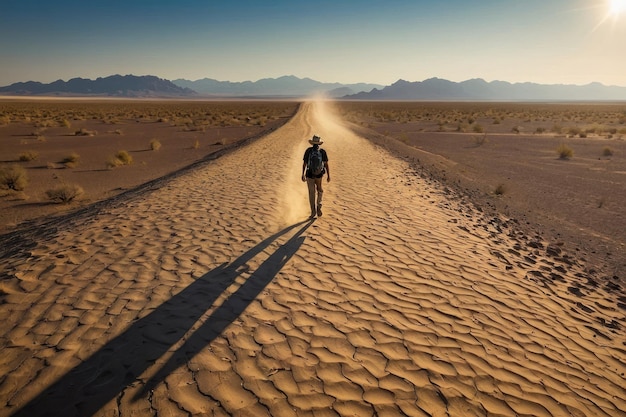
[344,120,626,282]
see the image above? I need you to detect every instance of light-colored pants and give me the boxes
[306,177,324,214]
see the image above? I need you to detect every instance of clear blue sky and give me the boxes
[2,0,626,87]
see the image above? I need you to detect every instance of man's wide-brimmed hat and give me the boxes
[309,135,323,145]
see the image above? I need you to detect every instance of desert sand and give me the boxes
[0,101,624,416]
[0,99,298,231]
[335,101,626,278]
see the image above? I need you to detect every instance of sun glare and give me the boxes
[609,0,626,15]
[590,0,626,32]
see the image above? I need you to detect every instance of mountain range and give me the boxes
[0,75,381,98]
[344,78,626,101]
[173,76,382,98]
[0,75,195,97]
[1,74,625,101]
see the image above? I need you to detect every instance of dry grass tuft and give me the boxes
[557,144,574,160]
[61,152,80,168]
[0,164,29,191]
[150,139,161,151]
[18,151,39,161]
[106,157,123,169]
[45,183,84,204]
[115,150,133,165]
[107,150,133,168]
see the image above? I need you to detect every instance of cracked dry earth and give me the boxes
[0,101,624,417]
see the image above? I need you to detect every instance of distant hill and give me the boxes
[172,75,383,98]
[343,78,626,101]
[0,75,196,97]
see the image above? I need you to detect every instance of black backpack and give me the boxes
[308,147,324,176]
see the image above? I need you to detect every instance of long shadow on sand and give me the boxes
[10,219,313,417]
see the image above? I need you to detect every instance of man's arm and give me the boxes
[302,148,309,181]
[322,149,330,182]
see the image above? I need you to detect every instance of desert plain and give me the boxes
[0,99,624,416]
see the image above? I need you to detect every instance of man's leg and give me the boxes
[306,178,317,217]
[315,178,324,216]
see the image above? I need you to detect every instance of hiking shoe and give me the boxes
[316,204,323,217]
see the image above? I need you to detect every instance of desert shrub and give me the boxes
[19,151,39,161]
[494,183,507,195]
[535,127,546,134]
[61,152,80,168]
[557,144,573,159]
[602,147,613,157]
[0,164,28,191]
[107,150,133,168]
[45,183,84,204]
[106,157,124,169]
[472,124,484,133]
[115,150,133,165]
[61,119,71,128]
[512,126,521,134]
[150,139,161,151]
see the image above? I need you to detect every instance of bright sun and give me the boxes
[609,0,626,15]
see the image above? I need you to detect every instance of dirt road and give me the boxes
[1,101,624,416]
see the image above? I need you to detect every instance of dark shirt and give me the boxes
[303,146,328,178]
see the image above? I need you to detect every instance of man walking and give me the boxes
[302,135,330,218]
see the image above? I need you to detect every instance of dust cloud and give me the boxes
[274,99,359,227]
